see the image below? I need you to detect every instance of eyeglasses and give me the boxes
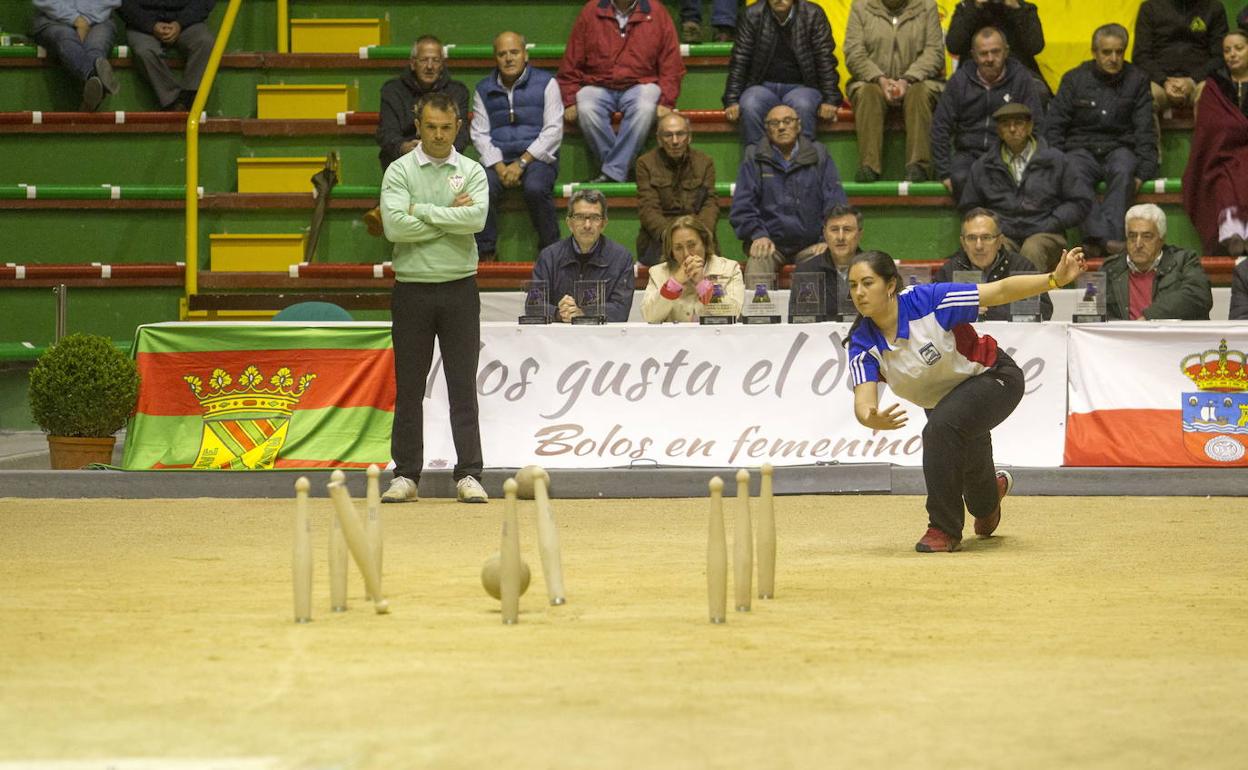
[961,233,1000,244]
[764,117,799,128]
[568,214,604,224]
[658,131,690,140]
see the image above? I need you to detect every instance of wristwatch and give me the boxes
[518,158,529,170]
[1048,273,1061,289]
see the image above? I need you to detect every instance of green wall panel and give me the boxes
[0,287,181,347]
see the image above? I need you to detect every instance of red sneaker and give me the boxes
[915,527,961,553]
[975,470,1013,537]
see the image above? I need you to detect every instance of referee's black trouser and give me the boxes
[390,277,483,483]
[922,351,1024,538]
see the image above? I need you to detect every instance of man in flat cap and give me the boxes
[958,101,1092,271]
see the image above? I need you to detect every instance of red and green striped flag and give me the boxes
[122,323,395,470]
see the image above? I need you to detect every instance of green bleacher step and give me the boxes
[359,42,734,59]
[0,184,201,200]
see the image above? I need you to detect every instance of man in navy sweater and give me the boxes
[119,0,216,110]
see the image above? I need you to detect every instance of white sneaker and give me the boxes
[381,476,418,503]
[456,476,488,503]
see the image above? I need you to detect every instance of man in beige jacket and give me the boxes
[842,0,945,183]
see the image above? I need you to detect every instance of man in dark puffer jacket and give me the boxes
[722,0,841,146]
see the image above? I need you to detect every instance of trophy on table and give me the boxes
[898,263,931,288]
[741,272,781,324]
[1072,272,1107,323]
[952,269,987,320]
[698,275,737,325]
[788,271,827,323]
[834,269,858,322]
[572,279,607,325]
[519,279,550,324]
[1008,270,1043,322]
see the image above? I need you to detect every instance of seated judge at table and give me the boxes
[531,188,634,322]
[642,215,744,323]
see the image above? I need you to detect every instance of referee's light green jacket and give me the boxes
[380,145,489,284]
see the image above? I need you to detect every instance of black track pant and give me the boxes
[922,352,1024,538]
[390,277,483,483]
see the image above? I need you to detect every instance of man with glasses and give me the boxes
[958,102,1090,271]
[722,0,841,146]
[634,113,719,266]
[531,189,636,322]
[934,207,1053,320]
[557,0,685,184]
[1101,204,1212,320]
[730,104,848,277]
[470,31,563,262]
[368,35,470,236]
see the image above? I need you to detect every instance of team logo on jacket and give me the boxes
[918,343,942,366]
[1179,339,1248,464]
[448,173,466,193]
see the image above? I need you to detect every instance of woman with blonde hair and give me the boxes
[641,215,744,323]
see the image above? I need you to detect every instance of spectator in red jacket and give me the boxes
[557,0,686,183]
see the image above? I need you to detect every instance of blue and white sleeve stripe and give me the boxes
[849,350,879,387]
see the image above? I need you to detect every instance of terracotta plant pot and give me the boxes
[46,435,116,470]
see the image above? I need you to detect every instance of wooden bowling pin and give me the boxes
[500,478,522,625]
[757,463,776,599]
[293,477,313,623]
[707,476,727,624]
[734,469,752,612]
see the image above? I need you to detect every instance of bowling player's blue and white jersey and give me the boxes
[848,283,1001,409]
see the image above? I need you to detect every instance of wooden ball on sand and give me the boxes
[481,554,532,600]
[513,465,550,500]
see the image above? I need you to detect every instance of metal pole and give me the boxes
[53,284,67,341]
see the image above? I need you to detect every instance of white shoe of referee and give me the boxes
[456,476,488,503]
[381,476,418,503]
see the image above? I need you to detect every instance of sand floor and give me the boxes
[1,492,1246,769]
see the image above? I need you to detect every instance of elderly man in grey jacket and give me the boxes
[843,0,945,183]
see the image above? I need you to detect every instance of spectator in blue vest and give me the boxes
[30,0,121,111]
[531,189,635,322]
[471,31,563,261]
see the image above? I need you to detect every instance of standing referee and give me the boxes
[379,92,489,504]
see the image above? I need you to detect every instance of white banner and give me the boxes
[417,322,1068,469]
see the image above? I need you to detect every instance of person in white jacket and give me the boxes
[642,215,744,323]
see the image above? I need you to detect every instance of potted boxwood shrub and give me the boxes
[28,333,140,469]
